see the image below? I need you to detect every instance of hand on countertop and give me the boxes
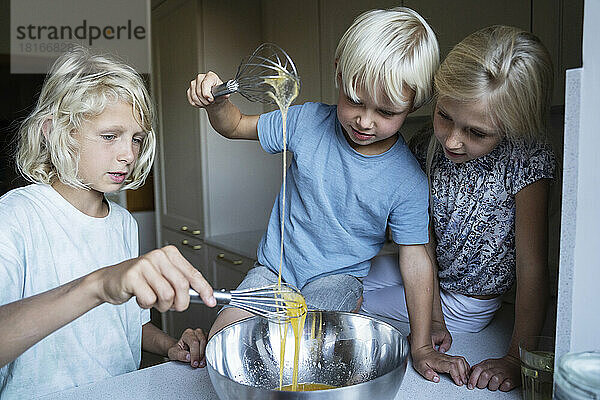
[168,328,208,368]
[468,354,520,391]
[431,320,452,353]
[411,344,470,386]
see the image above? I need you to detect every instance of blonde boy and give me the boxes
[188,7,468,384]
[0,48,215,398]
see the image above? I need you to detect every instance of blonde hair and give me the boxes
[435,25,553,140]
[423,26,554,176]
[16,46,155,191]
[335,7,439,109]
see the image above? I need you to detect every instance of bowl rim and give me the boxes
[205,310,410,393]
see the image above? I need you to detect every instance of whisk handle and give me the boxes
[188,288,232,305]
[211,80,238,98]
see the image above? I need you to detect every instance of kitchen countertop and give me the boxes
[40,304,520,400]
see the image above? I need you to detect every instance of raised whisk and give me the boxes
[211,43,301,105]
[189,283,306,322]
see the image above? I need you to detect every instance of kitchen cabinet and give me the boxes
[260,0,399,106]
[405,0,582,107]
[206,243,255,290]
[163,299,217,339]
[261,0,582,112]
[160,228,216,336]
[160,241,254,338]
[151,0,283,241]
[152,0,204,236]
[151,0,284,336]
[532,0,584,105]
[404,0,530,59]
[259,0,321,106]
[161,229,209,280]
[162,300,217,339]
[403,0,528,117]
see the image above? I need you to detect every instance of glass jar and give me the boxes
[554,351,600,399]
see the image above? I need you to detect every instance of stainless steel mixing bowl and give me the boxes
[205,311,410,399]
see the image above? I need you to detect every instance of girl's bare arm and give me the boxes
[468,179,550,391]
[509,179,551,357]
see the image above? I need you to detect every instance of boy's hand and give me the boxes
[412,344,470,386]
[187,71,229,108]
[467,355,520,391]
[168,328,208,368]
[431,320,452,353]
[94,245,216,312]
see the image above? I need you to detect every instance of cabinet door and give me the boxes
[404,0,531,117]
[207,244,254,290]
[152,0,204,236]
[200,1,281,238]
[164,301,217,339]
[261,0,321,104]
[160,228,217,337]
[404,0,531,58]
[161,228,210,281]
[532,0,583,105]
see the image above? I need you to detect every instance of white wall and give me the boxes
[556,0,600,359]
[569,0,600,352]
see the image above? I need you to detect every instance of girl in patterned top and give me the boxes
[361,25,555,393]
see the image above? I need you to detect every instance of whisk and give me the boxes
[211,43,301,104]
[189,283,306,322]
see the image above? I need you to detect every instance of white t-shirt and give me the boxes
[0,184,150,399]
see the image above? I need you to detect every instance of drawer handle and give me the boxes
[217,253,242,265]
[192,230,201,235]
[180,240,201,250]
[181,226,189,231]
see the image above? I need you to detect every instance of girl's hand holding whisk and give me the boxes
[91,245,216,312]
[187,71,229,108]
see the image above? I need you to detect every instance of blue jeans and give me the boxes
[236,264,363,312]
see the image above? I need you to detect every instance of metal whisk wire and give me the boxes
[211,43,300,104]
[189,283,306,322]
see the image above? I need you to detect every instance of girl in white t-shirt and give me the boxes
[362,26,555,393]
[0,47,216,398]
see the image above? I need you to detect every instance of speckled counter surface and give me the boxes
[39,305,520,400]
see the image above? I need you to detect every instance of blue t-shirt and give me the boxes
[256,102,429,288]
